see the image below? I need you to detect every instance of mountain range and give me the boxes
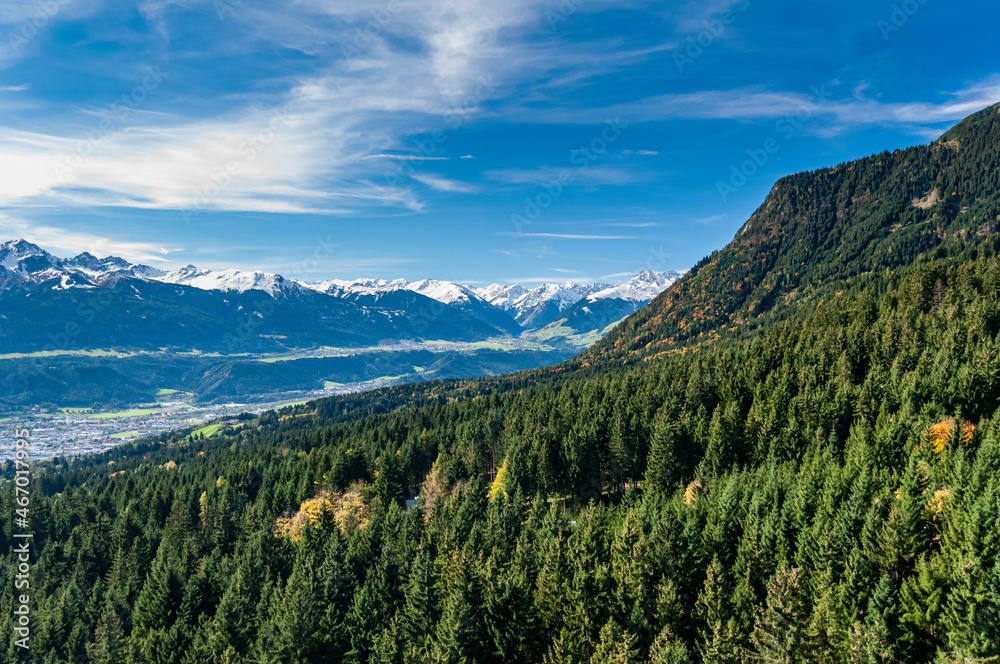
[0,239,683,409]
[0,239,683,351]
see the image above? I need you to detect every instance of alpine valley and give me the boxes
[7,102,1000,664]
[0,240,683,411]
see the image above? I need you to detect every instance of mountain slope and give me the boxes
[583,102,1000,365]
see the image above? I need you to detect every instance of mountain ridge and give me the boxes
[579,102,1000,366]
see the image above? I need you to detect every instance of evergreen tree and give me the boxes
[590,620,640,664]
[85,605,126,664]
[751,567,811,664]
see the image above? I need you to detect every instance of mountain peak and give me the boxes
[0,238,45,258]
[937,100,1000,145]
[406,279,479,305]
[0,239,58,273]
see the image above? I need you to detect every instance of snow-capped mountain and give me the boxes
[0,239,164,289]
[473,272,681,329]
[0,239,688,342]
[473,283,528,310]
[476,282,602,328]
[405,279,480,305]
[1,239,62,275]
[159,265,306,298]
[305,278,409,297]
[588,270,686,303]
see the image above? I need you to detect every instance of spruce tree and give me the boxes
[590,620,640,664]
[751,567,811,664]
[85,605,126,664]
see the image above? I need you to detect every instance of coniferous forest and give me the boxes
[5,105,1000,663]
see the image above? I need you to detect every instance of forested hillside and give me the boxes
[4,107,1000,663]
[583,102,1000,366]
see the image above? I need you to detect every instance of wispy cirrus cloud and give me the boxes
[487,165,643,187]
[693,214,726,224]
[362,155,451,161]
[512,76,1000,137]
[0,213,179,264]
[412,173,477,193]
[506,232,637,240]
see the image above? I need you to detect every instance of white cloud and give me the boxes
[507,232,636,240]
[488,165,642,187]
[363,154,451,161]
[0,0,685,219]
[0,213,179,264]
[513,76,1000,137]
[693,214,725,224]
[412,173,476,193]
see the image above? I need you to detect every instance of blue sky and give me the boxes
[0,0,998,285]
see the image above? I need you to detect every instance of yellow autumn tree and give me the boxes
[926,419,975,454]
[274,481,370,540]
[489,455,509,502]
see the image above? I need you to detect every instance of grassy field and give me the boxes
[90,409,159,419]
[190,423,224,438]
[522,318,626,348]
[0,349,134,360]
[60,407,95,415]
[110,431,140,439]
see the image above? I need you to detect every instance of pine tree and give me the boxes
[854,575,902,664]
[696,557,742,664]
[649,625,695,664]
[85,605,126,664]
[430,589,474,664]
[269,559,324,663]
[400,547,436,662]
[805,569,848,664]
[751,567,811,664]
[646,410,682,495]
[590,620,640,664]
[133,551,182,632]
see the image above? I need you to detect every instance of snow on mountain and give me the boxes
[520,284,582,311]
[304,278,409,297]
[0,239,59,274]
[472,272,684,328]
[588,270,685,302]
[158,266,303,297]
[0,240,166,289]
[472,283,528,311]
[0,239,687,318]
[405,279,481,305]
[63,252,166,281]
